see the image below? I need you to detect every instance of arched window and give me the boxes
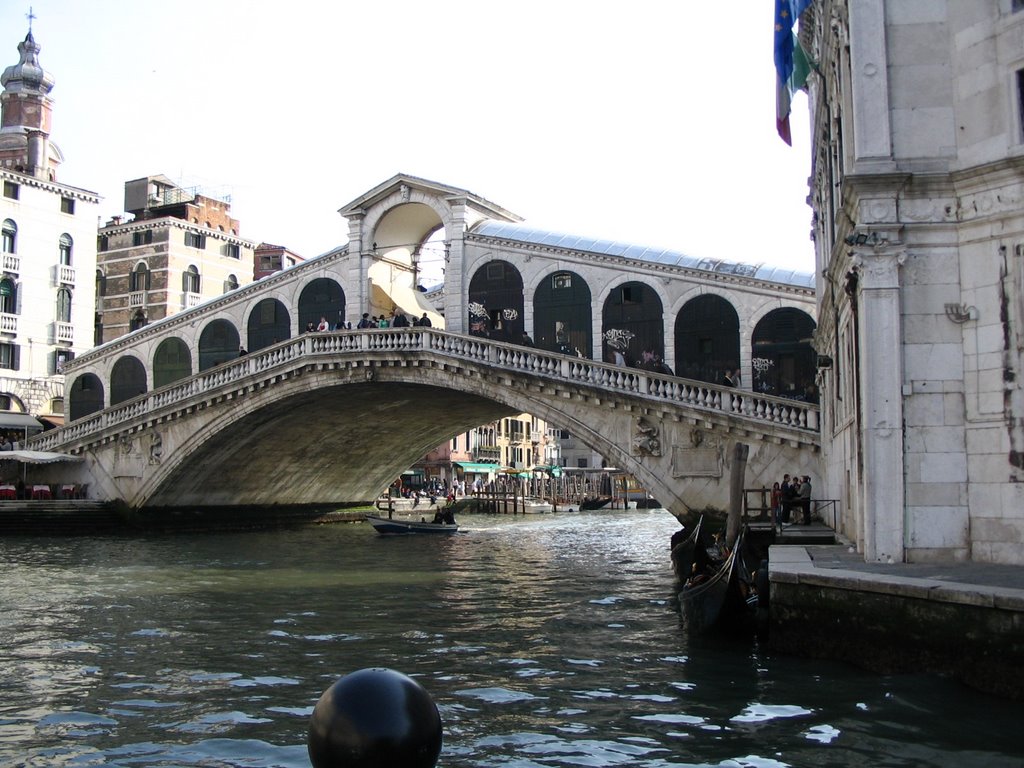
[56,288,72,323]
[297,278,344,332]
[601,281,663,366]
[183,265,200,294]
[198,318,240,371]
[0,278,16,315]
[110,355,147,405]
[130,262,151,292]
[674,295,740,384]
[751,307,818,402]
[1,219,15,254]
[58,233,73,265]
[533,271,592,357]
[224,273,239,293]
[467,260,524,342]
[130,310,147,332]
[247,298,290,351]
[69,373,104,421]
[95,269,106,298]
[153,337,192,388]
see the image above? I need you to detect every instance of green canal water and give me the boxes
[0,510,1021,767]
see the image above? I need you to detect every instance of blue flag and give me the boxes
[774,0,812,144]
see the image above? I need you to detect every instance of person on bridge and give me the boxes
[378,315,390,329]
[357,313,372,329]
[392,311,410,328]
[316,316,330,332]
[798,476,812,525]
[416,313,432,327]
[521,331,535,347]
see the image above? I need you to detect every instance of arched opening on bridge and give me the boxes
[674,295,740,384]
[602,281,663,366]
[298,278,344,332]
[533,271,592,357]
[68,373,103,422]
[198,319,241,371]
[468,260,524,343]
[247,298,291,351]
[153,337,193,389]
[751,307,818,402]
[110,355,148,406]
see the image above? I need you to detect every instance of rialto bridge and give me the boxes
[38,174,820,514]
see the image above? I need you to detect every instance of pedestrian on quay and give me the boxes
[798,475,813,525]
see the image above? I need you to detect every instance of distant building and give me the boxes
[805,3,1024,564]
[95,175,257,343]
[0,28,99,433]
[254,242,304,280]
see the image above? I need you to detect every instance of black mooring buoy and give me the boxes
[307,667,442,768]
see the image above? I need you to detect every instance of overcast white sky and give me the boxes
[3,1,814,274]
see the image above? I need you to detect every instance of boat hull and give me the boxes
[365,515,459,535]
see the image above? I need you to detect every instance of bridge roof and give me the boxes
[470,221,815,288]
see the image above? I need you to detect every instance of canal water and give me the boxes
[1,510,1021,767]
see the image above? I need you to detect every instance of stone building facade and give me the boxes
[0,29,98,427]
[804,1,1024,564]
[95,175,257,344]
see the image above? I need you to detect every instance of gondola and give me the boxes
[365,515,459,535]
[670,515,704,582]
[677,527,755,633]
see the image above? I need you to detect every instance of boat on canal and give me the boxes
[365,514,460,535]
[677,526,756,633]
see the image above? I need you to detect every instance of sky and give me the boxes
[1,1,815,279]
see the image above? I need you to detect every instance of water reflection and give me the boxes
[0,511,1021,767]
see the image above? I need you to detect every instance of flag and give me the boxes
[774,0,812,145]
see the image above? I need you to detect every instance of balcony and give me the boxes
[182,291,201,309]
[0,313,16,334]
[129,291,147,308]
[52,321,73,345]
[54,264,75,285]
[2,253,19,273]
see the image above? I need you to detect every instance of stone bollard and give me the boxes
[308,667,442,768]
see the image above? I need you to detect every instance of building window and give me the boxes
[132,230,153,246]
[224,243,240,259]
[2,219,16,254]
[576,458,589,468]
[56,288,72,323]
[94,312,103,346]
[2,181,18,200]
[223,273,238,293]
[130,310,147,331]
[53,349,74,373]
[50,397,64,415]
[0,278,16,314]
[0,343,18,370]
[130,263,151,292]
[98,235,109,252]
[182,265,200,294]
[552,273,572,290]
[95,269,106,297]
[185,231,206,249]
[59,233,73,266]
[60,196,75,214]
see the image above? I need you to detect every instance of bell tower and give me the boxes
[0,16,60,180]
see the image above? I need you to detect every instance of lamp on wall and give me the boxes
[843,231,879,246]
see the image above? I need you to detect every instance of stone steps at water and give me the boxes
[0,501,125,535]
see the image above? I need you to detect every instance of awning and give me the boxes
[0,449,82,464]
[38,415,64,429]
[453,462,501,473]
[0,413,43,432]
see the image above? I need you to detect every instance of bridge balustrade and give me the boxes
[34,328,819,453]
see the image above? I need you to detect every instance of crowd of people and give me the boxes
[770,473,813,527]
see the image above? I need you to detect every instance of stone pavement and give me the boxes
[802,543,1024,592]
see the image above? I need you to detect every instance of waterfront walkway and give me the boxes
[768,539,1024,700]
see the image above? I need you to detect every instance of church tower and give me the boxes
[0,26,61,180]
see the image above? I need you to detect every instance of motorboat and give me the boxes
[365,514,459,535]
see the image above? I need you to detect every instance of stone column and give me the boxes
[443,198,468,335]
[853,248,906,562]
[344,212,367,321]
[848,0,893,164]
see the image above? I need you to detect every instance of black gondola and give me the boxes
[670,515,704,582]
[677,527,755,634]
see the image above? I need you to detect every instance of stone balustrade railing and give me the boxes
[33,329,819,452]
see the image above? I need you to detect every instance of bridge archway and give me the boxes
[247,298,290,351]
[533,269,592,357]
[468,260,524,343]
[298,278,344,333]
[153,338,192,389]
[68,373,103,420]
[751,307,818,402]
[199,319,241,371]
[602,281,664,366]
[110,355,147,405]
[674,294,740,385]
